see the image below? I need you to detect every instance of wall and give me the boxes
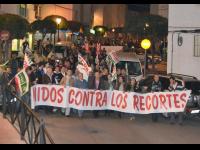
[40,4,73,20]
[0,4,18,15]
[150,4,168,19]
[103,4,126,28]
[168,4,200,79]
[93,4,104,27]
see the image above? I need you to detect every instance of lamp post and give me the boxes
[56,18,61,42]
[141,39,151,77]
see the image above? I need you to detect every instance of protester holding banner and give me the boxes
[42,66,53,85]
[115,76,126,118]
[126,78,139,120]
[60,69,75,116]
[168,76,185,125]
[151,75,162,122]
[52,66,63,85]
[74,72,88,118]
[88,71,104,118]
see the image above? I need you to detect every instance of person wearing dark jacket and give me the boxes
[168,76,185,125]
[42,66,53,84]
[151,75,162,122]
[52,66,63,85]
[88,71,104,118]
[126,78,139,120]
[35,62,45,84]
[115,76,126,118]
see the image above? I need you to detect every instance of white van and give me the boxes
[112,51,143,82]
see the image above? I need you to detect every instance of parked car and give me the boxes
[135,48,162,64]
[111,51,143,82]
[139,74,200,118]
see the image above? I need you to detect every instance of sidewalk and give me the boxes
[0,113,25,144]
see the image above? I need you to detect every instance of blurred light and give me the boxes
[90,29,95,34]
[98,28,103,32]
[145,23,149,27]
[56,18,62,25]
[112,28,115,32]
[141,39,151,50]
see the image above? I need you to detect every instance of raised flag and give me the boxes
[108,51,120,64]
[78,54,92,81]
[23,53,33,69]
[15,69,29,96]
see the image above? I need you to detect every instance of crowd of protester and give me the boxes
[0,35,182,125]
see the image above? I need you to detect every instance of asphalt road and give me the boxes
[44,112,200,144]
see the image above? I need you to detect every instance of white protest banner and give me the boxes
[31,85,191,114]
[31,84,66,109]
[67,87,191,114]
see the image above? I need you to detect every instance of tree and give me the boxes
[30,19,57,34]
[0,14,30,62]
[125,14,168,70]
[125,14,168,39]
[43,15,68,30]
[0,14,30,39]
[68,21,83,32]
[93,25,108,36]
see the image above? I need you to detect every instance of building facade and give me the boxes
[167,4,200,79]
[150,4,168,18]
[72,4,127,28]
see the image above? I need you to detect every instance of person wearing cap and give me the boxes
[168,76,185,125]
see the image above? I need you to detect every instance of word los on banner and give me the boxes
[31,85,191,114]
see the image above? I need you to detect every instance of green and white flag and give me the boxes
[15,69,29,96]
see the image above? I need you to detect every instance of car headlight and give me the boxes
[194,96,198,102]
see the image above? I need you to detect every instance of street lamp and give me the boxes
[141,39,151,77]
[56,18,62,42]
[145,23,149,28]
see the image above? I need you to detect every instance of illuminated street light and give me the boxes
[145,23,149,28]
[98,28,103,32]
[56,18,62,25]
[56,18,62,42]
[141,39,151,77]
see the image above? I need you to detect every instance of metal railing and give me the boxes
[1,87,55,144]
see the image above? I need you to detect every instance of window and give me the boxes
[19,4,27,17]
[194,35,200,57]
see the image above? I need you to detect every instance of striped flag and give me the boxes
[23,53,33,69]
[15,69,29,96]
[108,51,120,64]
[78,54,92,81]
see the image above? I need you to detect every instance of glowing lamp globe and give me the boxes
[141,39,151,50]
